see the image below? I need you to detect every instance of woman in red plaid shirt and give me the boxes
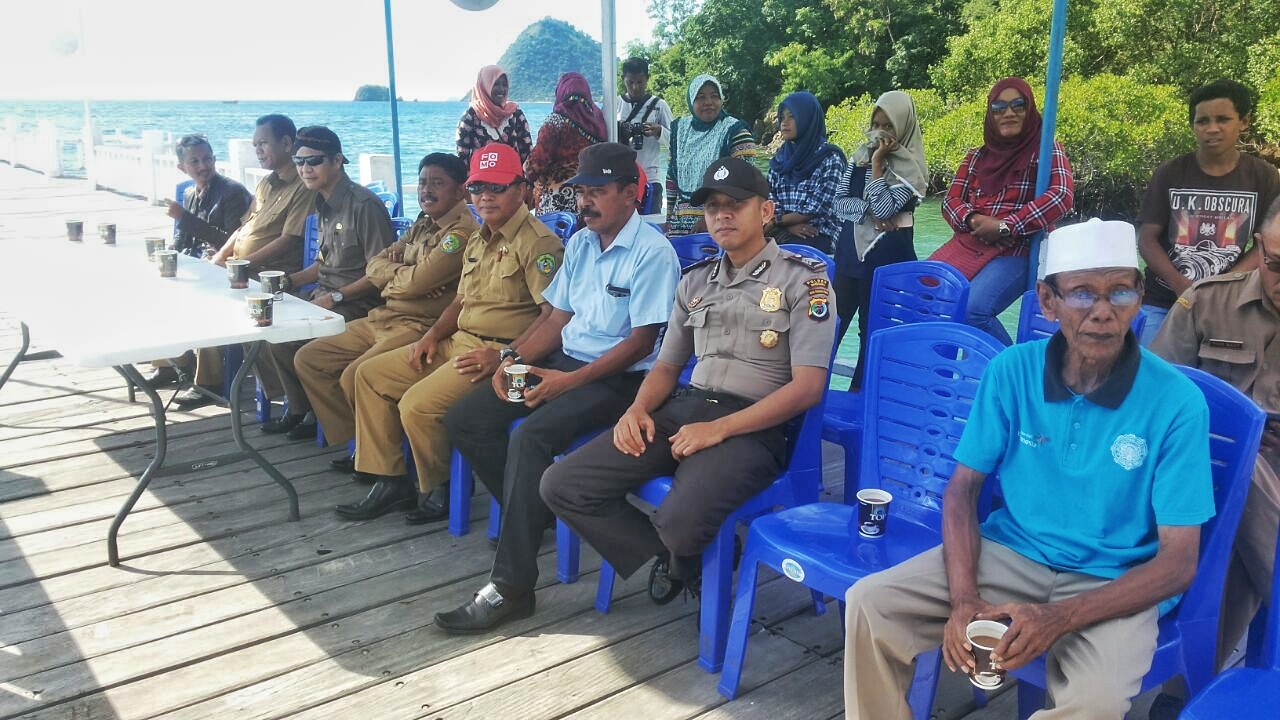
[931,77,1074,344]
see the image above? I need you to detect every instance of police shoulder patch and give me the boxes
[783,252,828,273]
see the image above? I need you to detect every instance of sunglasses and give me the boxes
[1259,235,1280,272]
[292,155,330,167]
[989,97,1029,114]
[1051,286,1141,310]
[466,180,520,195]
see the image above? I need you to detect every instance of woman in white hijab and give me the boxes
[832,90,929,390]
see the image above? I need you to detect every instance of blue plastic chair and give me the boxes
[373,191,402,218]
[390,216,413,239]
[298,214,320,296]
[1015,289,1149,343]
[536,211,577,243]
[466,204,481,223]
[671,232,720,269]
[364,180,387,194]
[172,179,195,238]
[823,260,970,503]
[591,244,835,673]
[717,322,1005,709]
[1011,366,1265,717]
[1180,519,1280,718]
[638,181,663,215]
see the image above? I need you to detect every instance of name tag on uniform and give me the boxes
[1207,338,1245,349]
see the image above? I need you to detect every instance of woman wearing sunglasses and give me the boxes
[931,76,1075,344]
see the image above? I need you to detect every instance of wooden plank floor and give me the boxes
[0,162,1170,719]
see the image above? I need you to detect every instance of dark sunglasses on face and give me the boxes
[1259,237,1280,272]
[989,97,1029,114]
[292,155,330,167]
[467,180,520,195]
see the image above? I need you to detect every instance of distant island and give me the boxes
[462,17,604,102]
[353,85,390,102]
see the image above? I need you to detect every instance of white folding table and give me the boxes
[0,237,345,565]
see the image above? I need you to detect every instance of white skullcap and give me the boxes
[1042,218,1140,277]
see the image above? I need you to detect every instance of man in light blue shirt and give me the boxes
[844,219,1215,719]
[436,143,680,634]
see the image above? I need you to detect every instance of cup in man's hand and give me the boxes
[503,364,533,403]
[156,250,178,278]
[965,619,1010,690]
[246,293,274,327]
[227,259,250,289]
[66,220,83,242]
[258,271,285,300]
[98,222,116,245]
[853,488,893,538]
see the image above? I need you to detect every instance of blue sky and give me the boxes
[0,0,656,101]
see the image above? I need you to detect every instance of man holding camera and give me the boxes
[618,57,673,217]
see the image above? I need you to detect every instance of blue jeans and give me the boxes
[966,255,1027,345]
[1138,304,1169,346]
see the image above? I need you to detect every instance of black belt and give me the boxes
[474,334,515,344]
[674,386,755,408]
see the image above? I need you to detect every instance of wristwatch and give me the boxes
[329,290,344,304]
[499,347,523,364]
[997,221,1012,238]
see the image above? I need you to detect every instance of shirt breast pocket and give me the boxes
[743,308,790,359]
[496,256,527,301]
[600,288,632,337]
[1197,342,1256,389]
[684,306,711,356]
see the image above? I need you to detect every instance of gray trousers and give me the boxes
[844,539,1158,720]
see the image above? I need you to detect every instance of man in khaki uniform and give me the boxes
[335,142,564,523]
[1150,196,1280,669]
[294,152,475,458]
[256,126,395,439]
[175,114,316,408]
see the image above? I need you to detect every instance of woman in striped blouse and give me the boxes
[833,90,929,389]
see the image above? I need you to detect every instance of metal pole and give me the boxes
[78,6,95,184]
[601,0,618,142]
[384,0,404,207]
[1028,0,1068,288]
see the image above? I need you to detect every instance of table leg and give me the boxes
[0,322,32,391]
[107,364,169,566]
[233,341,300,521]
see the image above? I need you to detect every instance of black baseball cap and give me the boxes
[295,126,347,163]
[565,142,640,186]
[689,157,770,205]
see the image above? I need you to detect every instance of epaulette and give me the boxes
[1198,271,1247,285]
[783,251,828,273]
[681,255,719,276]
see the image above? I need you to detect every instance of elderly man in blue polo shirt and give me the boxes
[434,142,680,633]
[843,219,1215,719]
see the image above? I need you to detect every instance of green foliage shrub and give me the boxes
[1248,34,1280,144]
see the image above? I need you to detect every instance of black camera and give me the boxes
[622,122,646,151]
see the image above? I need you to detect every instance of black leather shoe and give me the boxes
[173,386,221,409]
[330,456,355,473]
[352,471,377,485]
[648,555,684,605]
[434,584,535,635]
[284,421,319,441]
[143,366,181,388]
[334,478,416,520]
[404,486,449,525]
[261,414,306,435]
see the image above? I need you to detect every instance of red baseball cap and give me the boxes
[467,143,523,185]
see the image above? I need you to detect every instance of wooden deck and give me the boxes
[0,163,1169,719]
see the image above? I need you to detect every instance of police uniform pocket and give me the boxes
[744,308,790,358]
[1197,342,1256,388]
[685,306,711,355]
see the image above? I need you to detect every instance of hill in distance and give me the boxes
[464,17,604,103]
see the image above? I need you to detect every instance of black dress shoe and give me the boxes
[330,456,355,473]
[404,486,449,525]
[142,366,181,388]
[173,386,221,409]
[352,471,377,485]
[284,421,319,441]
[649,554,702,605]
[434,584,535,635]
[334,478,416,520]
[261,414,306,435]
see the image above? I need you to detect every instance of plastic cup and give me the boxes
[98,222,116,245]
[144,236,165,261]
[965,620,1010,690]
[246,293,274,327]
[504,363,531,403]
[227,259,251,289]
[66,220,83,242]
[258,270,285,299]
[853,488,893,538]
[156,250,178,278]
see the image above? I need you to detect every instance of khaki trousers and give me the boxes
[351,330,502,492]
[257,341,309,414]
[179,347,225,387]
[1218,455,1280,666]
[293,318,424,447]
[844,539,1158,720]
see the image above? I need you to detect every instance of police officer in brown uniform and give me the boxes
[175,114,316,408]
[293,152,476,457]
[541,156,836,600]
[1150,195,1280,668]
[335,142,564,522]
[257,126,395,439]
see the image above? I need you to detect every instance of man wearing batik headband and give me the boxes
[295,152,477,466]
[845,219,1214,719]
[542,156,836,610]
[256,125,395,439]
[334,142,564,524]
